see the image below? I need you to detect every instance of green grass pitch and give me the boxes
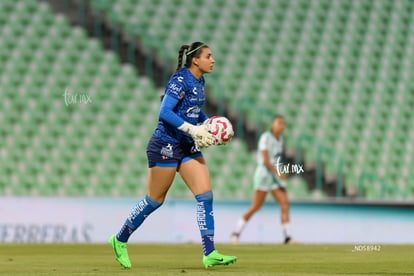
[1,244,413,275]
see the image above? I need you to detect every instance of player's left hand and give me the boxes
[191,124,215,148]
[202,121,229,146]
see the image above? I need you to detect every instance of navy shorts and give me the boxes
[146,136,203,168]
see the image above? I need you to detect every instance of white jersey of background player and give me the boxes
[231,115,295,244]
[255,130,284,188]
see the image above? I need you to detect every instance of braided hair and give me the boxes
[176,45,190,71]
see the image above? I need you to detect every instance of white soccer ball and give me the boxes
[207,116,234,145]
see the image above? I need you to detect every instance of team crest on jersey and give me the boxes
[160,143,173,158]
[192,87,197,95]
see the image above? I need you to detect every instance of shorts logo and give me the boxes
[191,144,200,153]
[160,143,174,159]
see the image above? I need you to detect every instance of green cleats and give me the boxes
[109,234,131,269]
[202,250,237,268]
[109,235,237,269]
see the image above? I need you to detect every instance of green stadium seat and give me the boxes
[1,0,412,201]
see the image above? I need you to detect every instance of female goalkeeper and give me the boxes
[109,42,237,269]
[231,115,295,244]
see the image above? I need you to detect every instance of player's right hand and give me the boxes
[190,124,215,148]
[178,122,215,148]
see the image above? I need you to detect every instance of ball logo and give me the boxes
[207,116,234,145]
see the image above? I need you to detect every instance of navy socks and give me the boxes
[195,191,215,256]
[116,190,216,257]
[117,195,162,242]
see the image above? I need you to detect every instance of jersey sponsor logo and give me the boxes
[186,106,200,118]
[187,113,199,118]
[168,83,183,96]
[160,143,174,158]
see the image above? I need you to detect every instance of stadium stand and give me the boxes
[0,0,156,197]
[0,0,260,199]
[92,0,414,199]
[0,0,413,201]
[88,0,414,201]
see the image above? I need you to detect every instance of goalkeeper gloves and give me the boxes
[178,122,215,148]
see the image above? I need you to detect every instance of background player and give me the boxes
[231,115,294,244]
[109,41,237,269]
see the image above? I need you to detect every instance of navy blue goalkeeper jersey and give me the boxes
[153,67,209,144]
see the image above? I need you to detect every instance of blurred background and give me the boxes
[0,0,413,243]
